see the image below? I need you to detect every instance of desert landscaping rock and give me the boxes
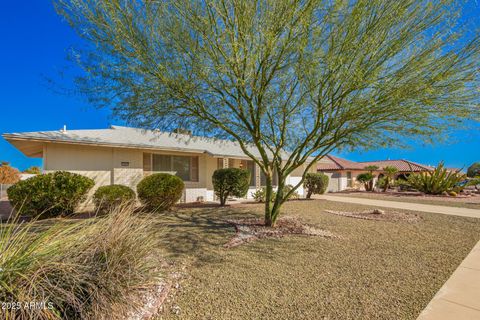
[224,216,336,248]
[324,209,420,222]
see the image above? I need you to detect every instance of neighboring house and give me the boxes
[317,156,433,192]
[358,160,434,180]
[316,155,368,192]
[2,125,321,202]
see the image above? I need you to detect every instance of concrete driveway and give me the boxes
[317,194,480,219]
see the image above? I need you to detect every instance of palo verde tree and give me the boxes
[54,0,480,226]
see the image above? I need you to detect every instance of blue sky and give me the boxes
[0,1,478,171]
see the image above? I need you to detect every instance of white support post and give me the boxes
[255,164,261,189]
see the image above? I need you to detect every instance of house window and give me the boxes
[241,160,256,187]
[347,171,352,187]
[240,160,277,187]
[150,154,199,182]
[260,169,278,186]
[217,158,224,169]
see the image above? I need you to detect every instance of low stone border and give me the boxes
[324,209,420,222]
[224,216,336,248]
[128,263,187,320]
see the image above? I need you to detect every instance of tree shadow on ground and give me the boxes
[152,207,260,266]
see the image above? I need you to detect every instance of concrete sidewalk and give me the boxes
[417,240,480,320]
[317,195,480,219]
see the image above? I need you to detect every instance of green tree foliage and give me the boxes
[93,184,136,213]
[7,171,95,218]
[357,172,375,191]
[137,173,184,211]
[406,162,466,194]
[304,173,329,198]
[23,166,41,175]
[467,162,480,178]
[212,168,250,205]
[382,166,399,192]
[54,0,480,226]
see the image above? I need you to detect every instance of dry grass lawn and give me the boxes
[155,199,480,320]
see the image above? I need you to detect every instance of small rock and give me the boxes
[172,305,181,315]
[372,209,385,215]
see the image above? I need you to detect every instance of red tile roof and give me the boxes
[317,155,366,171]
[358,160,433,172]
[317,156,433,172]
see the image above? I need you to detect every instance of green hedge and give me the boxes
[137,173,184,211]
[304,173,329,198]
[212,168,250,205]
[7,171,95,218]
[93,184,136,213]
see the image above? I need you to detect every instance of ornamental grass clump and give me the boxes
[0,203,162,320]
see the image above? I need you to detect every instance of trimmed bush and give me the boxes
[212,168,250,205]
[137,173,184,211]
[7,171,95,218]
[93,184,136,213]
[304,173,329,198]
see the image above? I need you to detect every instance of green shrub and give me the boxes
[381,166,399,192]
[0,204,161,319]
[137,173,184,211]
[23,166,41,174]
[282,184,300,200]
[357,172,375,191]
[405,162,466,195]
[212,168,250,205]
[467,162,480,178]
[7,171,95,218]
[251,185,298,202]
[376,177,387,189]
[93,184,136,213]
[304,173,329,198]
[251,188,267,202]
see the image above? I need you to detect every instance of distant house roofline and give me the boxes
[317,155,433,172]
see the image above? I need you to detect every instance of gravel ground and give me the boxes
[154,199,480,320]
[331,191,480,209]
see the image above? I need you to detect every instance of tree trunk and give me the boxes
[382,178,388,192]
[264,174,286,227]
[306,190,312,199]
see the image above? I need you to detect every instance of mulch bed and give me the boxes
[324,209,420,222]
[224,216,336,248]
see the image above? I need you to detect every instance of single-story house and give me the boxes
[3,125,328,203]
[317,155,434,192]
